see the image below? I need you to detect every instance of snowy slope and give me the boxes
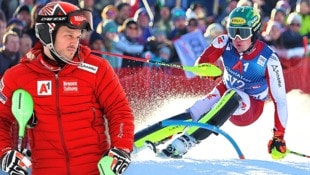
[1,90,308,175]
[126,89,310,175]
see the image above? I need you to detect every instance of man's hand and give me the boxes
[98,148,131,175]
[268,130,287,160]
[1,149,31,175]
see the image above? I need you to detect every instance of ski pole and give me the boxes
[288,149,310,158]
[11,89,34,152]
[91,50,223,77]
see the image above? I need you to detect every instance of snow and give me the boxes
[1,90,309,175]
[126,89,310,175]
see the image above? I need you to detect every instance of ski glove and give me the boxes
[98,148,131,175]
[1,149,32,175]
[268,130,287,160]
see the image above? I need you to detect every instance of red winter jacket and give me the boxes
[0,43,134,175]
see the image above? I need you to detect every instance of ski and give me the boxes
[134,120,245,159]
[133,112,192,154]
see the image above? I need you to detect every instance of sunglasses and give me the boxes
[227,27,252,40]
[290,23,300,27]
[106,10,116,16]
[37,9,93,31]
[128,26,138,30]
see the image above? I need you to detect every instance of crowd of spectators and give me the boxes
[0,0,310,77]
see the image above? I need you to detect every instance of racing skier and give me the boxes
[160,6,288,160]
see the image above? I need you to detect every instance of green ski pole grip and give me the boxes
[98,156,115,175]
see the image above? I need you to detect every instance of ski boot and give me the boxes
[159,134,197,158]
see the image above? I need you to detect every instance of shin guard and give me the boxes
[187,89,242,141]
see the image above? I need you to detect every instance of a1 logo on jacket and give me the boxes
[37,80,52,95]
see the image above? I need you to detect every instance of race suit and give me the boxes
[0,43,134,175]
[196,35,288,132]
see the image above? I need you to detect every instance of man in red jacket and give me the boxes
[0,2,134,175]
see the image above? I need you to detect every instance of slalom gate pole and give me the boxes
[288,149,310,158]
[162,120,245,159]
[91,50,223,77]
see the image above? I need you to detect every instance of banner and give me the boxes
[174,31,207,78]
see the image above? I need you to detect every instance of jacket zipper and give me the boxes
[55,73,71,175]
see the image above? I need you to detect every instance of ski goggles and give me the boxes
[227,27,252,40]
[37,9,93,31]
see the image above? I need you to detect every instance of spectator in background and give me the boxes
[295,0,310,38]
[19,33,33,56]
[269,8,287,31]
[97,4,118,32]
[237,0,253,7]
[116,18,144,68]
[187,2,207,19]
[186,18,199,33]
[153,5,173,38]
[89,31,104,50]
[259,0,278,17]
[260,21,287,58]
[261,21,284,48]
[6,18,26,37]
[187,2,213,27]
[0,10,7,47]
[280,12,304,49]
[25,3,45,46]
[21,0,36,10]
[204,23,225,46]
[99,20,123,69]
[169,7,188,40]
[0,30,20,77]
[115,2,131,26]
[88,31,105,57]
[134,7,152,45]
[143,28,174,66]
[96,5,118,35]
[196,17,208,34]
[79,0,101,30]
[276,0,292,16]
[1,0,18,20]
[215,0,238,27]
[13,4,32,31]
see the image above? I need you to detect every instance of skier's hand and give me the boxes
[98,148,131,175]
[27,112,38,128]
[268,130,287,160]
[1,149,32,175]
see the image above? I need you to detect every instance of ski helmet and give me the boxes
[35,1,93,65]
[227,6,261,40]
